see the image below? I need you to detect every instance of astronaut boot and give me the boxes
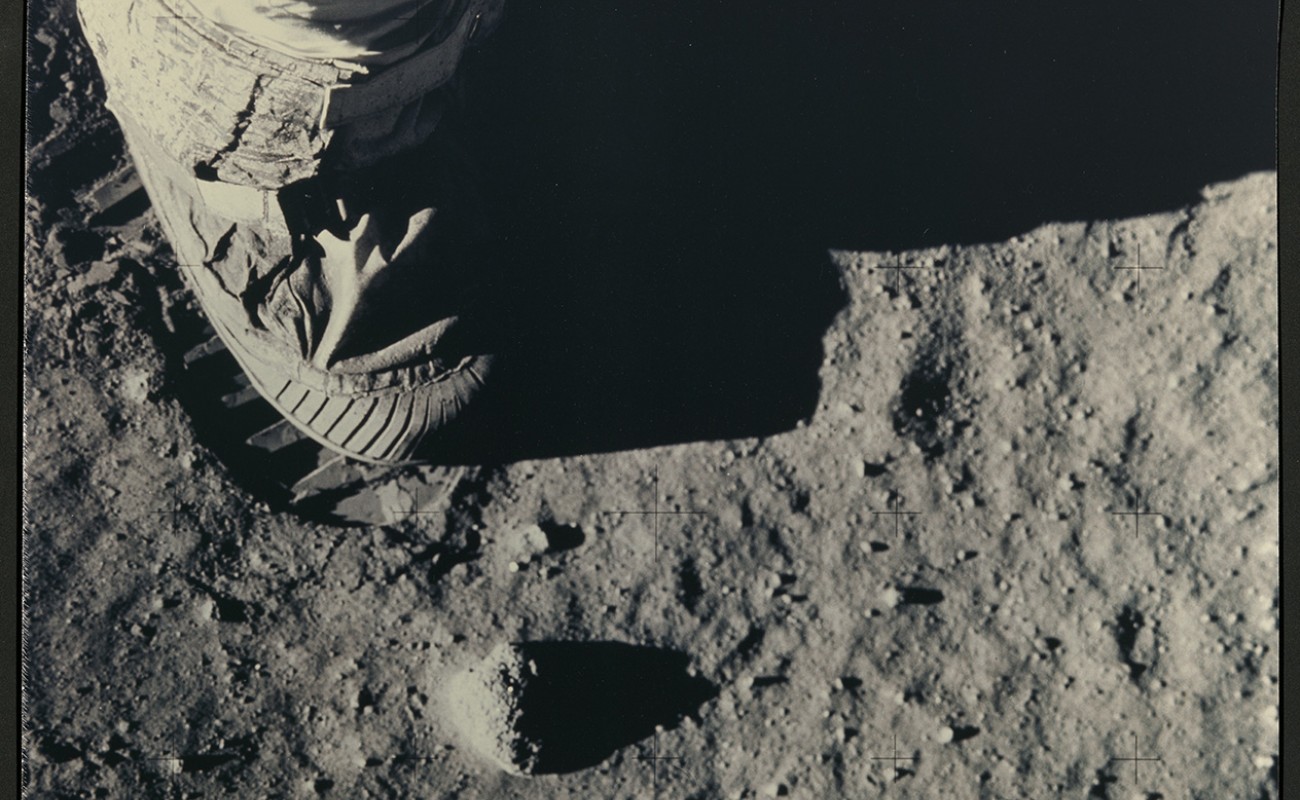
[78,0,505,464]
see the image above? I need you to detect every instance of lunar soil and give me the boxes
[24,3,1278,799]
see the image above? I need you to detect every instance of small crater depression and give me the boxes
[677,558,705,612]
[38,738,82,764]
[538,520,586,553]
[892,349,959,459]
[1115,605,1154,682]
[900,587,945,606]
[861,461,889,477]
[180,752,241,773]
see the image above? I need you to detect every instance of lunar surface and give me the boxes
[24,2,1278,798]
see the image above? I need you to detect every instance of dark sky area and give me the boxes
[470,1,1277,252]
[453,1,1278,454]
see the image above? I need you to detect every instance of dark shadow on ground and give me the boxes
[505,641,718,775]
[45,1,1276,471]
[443,0,1276,462]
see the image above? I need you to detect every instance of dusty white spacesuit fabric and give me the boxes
[187,0,454,64]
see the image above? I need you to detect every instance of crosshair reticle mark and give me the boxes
[602,466,706,564]
[132,731,244,800]
[141,498,179,537]
[636,728,683,799]
[876,255,937,305]
[1107,731,1162,786]
[870,735,918,781]
[132,733,189,800]
[1111,242,1164,291]
[386,487,446,524]
[394,0,482,39]
[137,746,183,800]
[126,496,185,553]
[396,0,430,21]
[871,494,921,541]
[1108,488,1164,538]
[153,8,201,51]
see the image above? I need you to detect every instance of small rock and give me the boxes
[1131,624,1157,666]
[119,369,152,404]
[193,597,215,623]
[505,524,550,562]
[66,260,119,294]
